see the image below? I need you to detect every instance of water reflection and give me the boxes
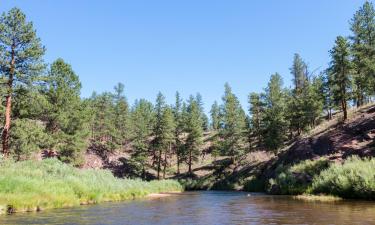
[1,191,374,225]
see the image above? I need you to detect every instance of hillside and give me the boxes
[80,103,375,192]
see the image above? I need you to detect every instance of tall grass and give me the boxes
[311,156,375,199]
[0,159,182,214]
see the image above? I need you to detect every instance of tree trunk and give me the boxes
[176,152,180,175]
[163,143,170,179]
[342,100,347,121]
[2,95,12,157]
[327,108,332,120]
[188,149,192,175]
[157,148,162,180]
[2,44,15,157]
[142,165,145,180]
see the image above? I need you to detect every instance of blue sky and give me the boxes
[1,0,367,112]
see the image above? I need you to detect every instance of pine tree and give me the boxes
[303,78,324,127]
[160,106,175,179]
[350,1,375,106]
[210,101,220,130]
[248,92,265,147]
[291,53,308,92]
[153,91,165,167]
[130,99,154,179]
[287,54,322,134]
[316,72,335,120]
[185,97,203,174]
[179,101,190,168]
[42,58,89,165]
[220,83,247,162]
[196,93,209,131]
[173,92,184,175]
[263,73,287,151]
[288,54,309,134]
[113,82,130,150]
[88,92,116,151]
[329,36,352,121]
[0,8,45,156]
[151,98,176,179]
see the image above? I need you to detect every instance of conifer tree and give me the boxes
[153,92,164,173]
[130,99,154,179]
[220,83,247,162]
[185,97,203,174]
[152,92,171,179]
[178,101,190,168]
[288,54,309,134]
[303,78,324,127]
[263,73,287,151]
[42,58,88,165]
[89,92,116,150]
[350,1,375,106]
[196,93,209,131]
[160,106,175,179]
[329,36,352,121]
[173,92,184,175]
[291,53,308,92]
[248,92,265,147]
[287,54,322,134]
[113,83,130,150]
[316,72,334,120]
[210,101,220,130]
[0,8,45,156]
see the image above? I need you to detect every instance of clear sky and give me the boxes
[1,0,367,113]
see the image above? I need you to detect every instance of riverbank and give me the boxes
[244,156,375,200]
[0,159,183,215]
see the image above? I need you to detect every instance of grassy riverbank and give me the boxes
[246,156,375,200]
[0,159,182,214]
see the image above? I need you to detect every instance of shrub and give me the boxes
[10,119,52,160]
[311,156,375,199]
[267,158,330,195]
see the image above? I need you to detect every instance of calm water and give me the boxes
[1,191,374,225]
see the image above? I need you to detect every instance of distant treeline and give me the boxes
[0,2,374,178]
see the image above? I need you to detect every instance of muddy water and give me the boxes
[1,191,374,225]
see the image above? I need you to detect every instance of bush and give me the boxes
[311,156,375,199]
[267,158,329,195]
[10,119,52,160]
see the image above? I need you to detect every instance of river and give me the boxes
[1,191,374,225]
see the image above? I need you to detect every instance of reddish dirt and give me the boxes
[263,104,375,178]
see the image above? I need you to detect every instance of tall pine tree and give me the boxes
[263,73,287,151]
[185,96,203,174]
[248,92,265,147]
[220,83,247,162]
[0,8,45,156]
[350,1,375,106]
[130,99,154,179]
[210,101,220,130]
[42,58,88,165]
[329,36,352,121]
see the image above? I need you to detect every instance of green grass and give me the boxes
[0,159,183,214]
[311,156,375,199]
